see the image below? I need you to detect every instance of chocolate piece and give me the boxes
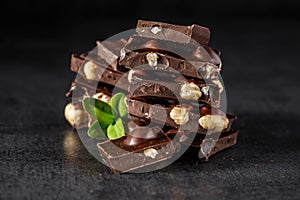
[75,76,115,96]
[121,35,221,65]
[165,129,238,160]
[123,126,159,146]
[70,39,127,73]
[128,77,220,106]
[70,53,86,72]
[199,130,239,160]
[119,50,221,80]
[96,39,127,70]
[127,98,236,134]
[97,129,175,173]
[70,53,130,91]
[136,20,210,45]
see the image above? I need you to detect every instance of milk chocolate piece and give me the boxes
[97,129,175,173]
[121,35,221,65]
[136,20,210,45]
[127,98,236,134]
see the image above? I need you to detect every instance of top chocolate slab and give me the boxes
[136,20,210,45]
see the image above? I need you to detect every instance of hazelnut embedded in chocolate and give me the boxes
[83,61,97,80]
[169,106,189,125]
[198,115,229,131]
[179,82,202,100]
[146,52,159,67]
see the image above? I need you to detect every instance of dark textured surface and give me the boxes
[1,18,300,199]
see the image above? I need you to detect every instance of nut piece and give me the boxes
[144,148,159,159]
[199,63,220,80]
[64,103,88,127]
[92,93,111,103]
[201,86,210,96]
[179,82,202,100]
[151,26,162,34]
[127,69,135,83]
[212,79,224,93]
[83,61,97,80]
[146,52,159,67]
[170,106,189,125]
[198,115,229,131]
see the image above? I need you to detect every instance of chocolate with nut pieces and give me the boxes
[65,20,239,173]
[136,20,211,45]
[121,35,221,66]
[127,98,236,134]
[97,127,175,173]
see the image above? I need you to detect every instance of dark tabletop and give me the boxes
[1,18,300,200]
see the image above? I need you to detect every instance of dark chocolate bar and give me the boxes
[128,77,220,106]
[119,50,221,80]
[126,98,236,134]
[70,53,130,91]
[70,39,127,73]
[97,128,175,173]
[199,130,239,160]
[120,35,221,65]
[165,128,238,160]
[136,20,210,45]
[96,39,127,70]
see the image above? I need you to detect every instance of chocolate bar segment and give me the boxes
[121,35,221,65]
[70,53,86,72]
[199,130,239,160]
[165,129,239,160]
[71,39,127,73]
[120,51,221,80]
[97,129,175,173]
[128,77,220,106]
[127,98,236,134]
[136,20,210,45]
[70,54,129,92]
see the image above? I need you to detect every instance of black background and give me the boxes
[1,0,300,199]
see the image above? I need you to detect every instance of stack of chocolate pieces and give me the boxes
[64,20,239,173]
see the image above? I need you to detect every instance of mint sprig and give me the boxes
[107,118,125,140]
[82,93,127,140]
[109,93,127,118]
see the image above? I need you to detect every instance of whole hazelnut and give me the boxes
[198,115,229,131]
[64,103,88,127]
[83,61,97,80]
[179,82,202,100]
[170,106,189,125]
[146,52,159,67]
[144,148,159,159]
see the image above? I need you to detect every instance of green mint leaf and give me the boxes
[82,97,116,125]
[109,93,127,118]
[107,118,125,140]
[88,120,107,139]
